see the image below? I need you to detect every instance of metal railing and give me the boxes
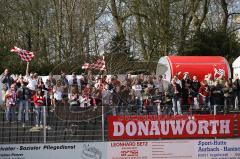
[0,100,240,144]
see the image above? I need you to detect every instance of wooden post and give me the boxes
[26,62,30,76]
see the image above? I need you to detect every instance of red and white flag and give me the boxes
[82,56,106,71]
[82,63,90,70]
[10,46,35,62]
[91,56,106,71]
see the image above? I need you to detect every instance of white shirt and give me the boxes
[54,91,62,101]
[132,84,142,97]
[53,86,63,100]
[27,77,37,91]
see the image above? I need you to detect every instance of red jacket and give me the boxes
[33,95,45,106]
[199,85,210,97]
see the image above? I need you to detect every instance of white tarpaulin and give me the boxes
[233,56,240,77]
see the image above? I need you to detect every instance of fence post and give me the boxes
[214,105,217,116]
[102,105,105,141]
[43,90,48,143]
[43,106,46,143]
[235,96,239,110]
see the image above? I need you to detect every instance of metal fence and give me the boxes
[0,103,240,144]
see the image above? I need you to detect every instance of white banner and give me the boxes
[0,142,106,159]
[107,139,240,159]
[107,140,194,159]
[195,139,240,159]
[1,139,240,159]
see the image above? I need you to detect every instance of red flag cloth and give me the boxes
[91,57,106,71]
[82,63,90,70]
[10,46,34,62]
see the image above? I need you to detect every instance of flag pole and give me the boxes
[26,62,30,76]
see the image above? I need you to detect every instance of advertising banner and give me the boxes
[108,115,237,140]
[107,139,240,159]
[107,140,194,159]
[195,139,240,159]
[1,139,240,159]
[0,142,106,159]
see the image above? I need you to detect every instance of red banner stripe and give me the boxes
[108,115,237,140]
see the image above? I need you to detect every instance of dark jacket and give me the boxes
[169,83,182,98]
[1,75,14,90]
[17,86,31,100]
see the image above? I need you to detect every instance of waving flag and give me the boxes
[82,56,106,71]
[82,63,90,70]
[91,57,106,71]
[213,64,225,79]
[10,46,35,62]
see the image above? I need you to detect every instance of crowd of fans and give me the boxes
[1,68,240,127]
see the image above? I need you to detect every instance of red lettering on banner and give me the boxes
[108,115,237,140]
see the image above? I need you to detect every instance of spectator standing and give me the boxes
[204,74,214,86]
[46,72,56,87]
[125,73,133,87]
[33,89,45,127]
[26,72,37,95]
[211,80,224,114]
[69,87,80,111]
[162,90,172,115]
[151,88,162,115]
[17,79,31,126]
[181,73,191,110]
[68,72,81,93]
[154,75,165,95]
[46,72,56,105]
[59,72,69,99]
[191,75,201,110]
[112,75,121,89]
[102,84,112,106]
[142,87,151,114]
[118,84,131,114]
[199,80,211,111]
[222,81,233,114]
[173,73,182,88]
[37,77,46,93]
[169,78,182,115]
[233,74,240,110]
[5,84,17,123]
[131,79,143,114]
[1,68,14,90]
[52,80,64,107]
